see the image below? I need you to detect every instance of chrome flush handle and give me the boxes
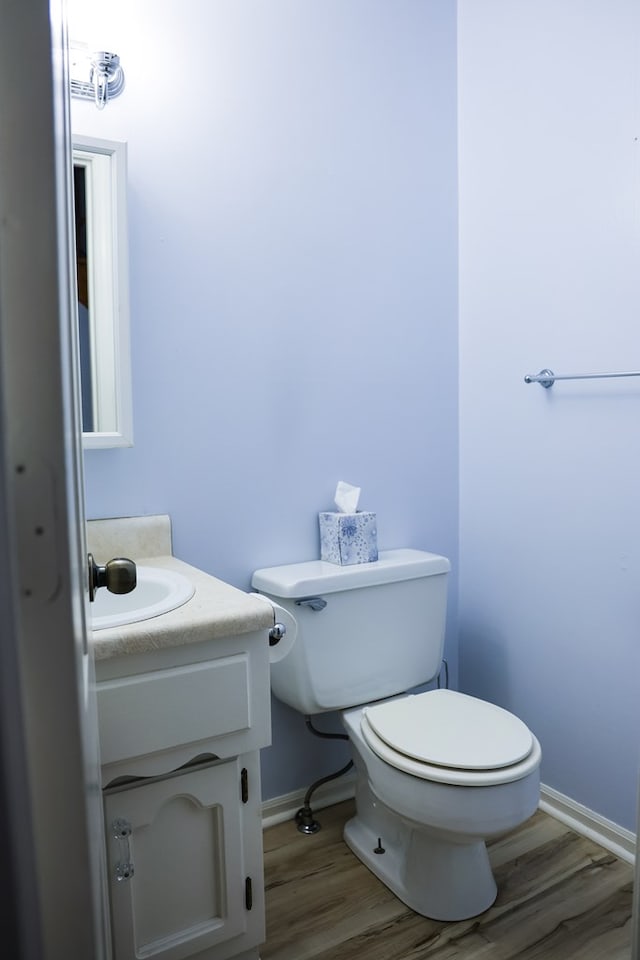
[295,597,327,612]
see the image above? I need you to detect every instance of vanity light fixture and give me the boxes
[69,42,125,109]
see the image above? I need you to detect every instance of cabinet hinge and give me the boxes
[245,876,253,911]
[241,767,248,803]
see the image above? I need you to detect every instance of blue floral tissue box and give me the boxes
[319,511,378,565]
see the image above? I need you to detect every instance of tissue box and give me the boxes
[319,511,378,565]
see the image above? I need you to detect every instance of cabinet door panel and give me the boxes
[104,760,247,960]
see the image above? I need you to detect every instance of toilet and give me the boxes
[251,548,541,921]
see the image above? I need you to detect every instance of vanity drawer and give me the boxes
[97,653,253,766]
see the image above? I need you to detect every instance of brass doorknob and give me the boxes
[88,553,137,602]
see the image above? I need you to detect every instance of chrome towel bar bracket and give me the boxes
[524,368,640,389]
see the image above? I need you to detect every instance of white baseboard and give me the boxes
[262,776,636,865]
[539,782,636,864]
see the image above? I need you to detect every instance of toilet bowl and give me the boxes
[341,689,541,920]
[251,549,542,921]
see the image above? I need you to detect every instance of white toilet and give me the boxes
[251,548,541,921]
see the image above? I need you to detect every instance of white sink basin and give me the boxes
[90,565,195,631]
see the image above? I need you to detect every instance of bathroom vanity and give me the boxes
[89,518,274,960]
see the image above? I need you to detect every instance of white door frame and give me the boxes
[0,1,106,957]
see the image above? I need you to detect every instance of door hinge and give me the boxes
[241,767,248,803]
[245,876,253,911]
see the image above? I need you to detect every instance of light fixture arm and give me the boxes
[70,47,125,109]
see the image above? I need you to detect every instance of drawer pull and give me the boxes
[112,817,134,882]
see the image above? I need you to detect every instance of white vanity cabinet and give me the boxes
[95,626,271,960]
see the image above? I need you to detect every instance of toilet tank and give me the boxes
[251,548,450,716]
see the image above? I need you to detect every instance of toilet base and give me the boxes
[340,699,541,922]
[343,810,497,922]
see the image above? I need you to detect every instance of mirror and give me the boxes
[73,135,133,448]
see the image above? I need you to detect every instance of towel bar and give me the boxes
[524,368,640,389]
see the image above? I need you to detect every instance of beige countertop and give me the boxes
[91,555,274,661]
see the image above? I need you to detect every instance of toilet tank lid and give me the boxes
[251,548,450,598]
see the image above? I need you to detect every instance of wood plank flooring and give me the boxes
[262,800,634,960]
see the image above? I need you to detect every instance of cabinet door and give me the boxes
[104,759,251,960]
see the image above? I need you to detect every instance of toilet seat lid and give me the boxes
[363,689,533,771]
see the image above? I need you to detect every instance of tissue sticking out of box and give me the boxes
[319,481,378,565]
[334,480,360,513]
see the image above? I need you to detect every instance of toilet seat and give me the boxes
[361,689,541,786]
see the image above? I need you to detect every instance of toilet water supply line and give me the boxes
[296,718,353,835]
[295,659,450,834]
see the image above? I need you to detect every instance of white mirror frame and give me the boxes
[73,135,133,448]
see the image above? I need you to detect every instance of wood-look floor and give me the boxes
[262,799,634,960]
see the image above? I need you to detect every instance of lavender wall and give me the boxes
[74,0,459,800]
[458,0,640,831]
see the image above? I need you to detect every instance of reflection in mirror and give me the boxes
[72,135,133,448]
